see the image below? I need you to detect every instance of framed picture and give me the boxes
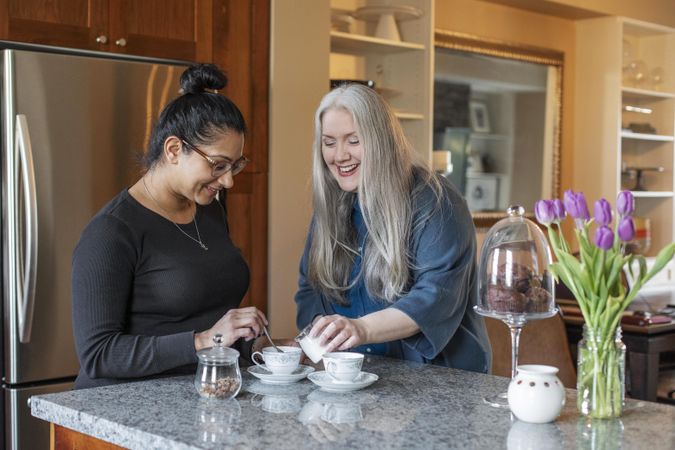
[469,101,491,133]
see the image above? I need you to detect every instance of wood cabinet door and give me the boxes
[0,0,108,50]
[107,0,214,61]
[223,172,267,313]
[213,0,269,173]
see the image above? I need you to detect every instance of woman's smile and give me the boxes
[338,163,360,176]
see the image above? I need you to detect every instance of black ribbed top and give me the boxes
[71,189,250,389]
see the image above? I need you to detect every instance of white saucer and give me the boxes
[307,371,378,393]
[247,365,314,385]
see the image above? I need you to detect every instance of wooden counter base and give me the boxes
[52,424,124,450]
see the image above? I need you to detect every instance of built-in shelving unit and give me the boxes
[329,0,433,163]
[575,17,675,257]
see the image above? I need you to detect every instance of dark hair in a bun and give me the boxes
[180,63,227,94]
[143,63,247,169]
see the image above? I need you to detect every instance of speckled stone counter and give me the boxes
[31,356,675,449]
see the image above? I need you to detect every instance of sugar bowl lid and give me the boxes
[196,334,240,364]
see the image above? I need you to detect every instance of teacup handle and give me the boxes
[326,361,337,378]
[251,351,265,368]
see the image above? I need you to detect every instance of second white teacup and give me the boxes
[323,352,364,383]
[252,346,301,375]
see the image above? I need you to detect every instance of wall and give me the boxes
[268,1,329,337]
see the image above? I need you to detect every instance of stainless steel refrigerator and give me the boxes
[1,42,186,449]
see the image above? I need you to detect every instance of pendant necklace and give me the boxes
[142,177,208,250]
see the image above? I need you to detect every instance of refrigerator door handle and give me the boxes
[15,114,38,344]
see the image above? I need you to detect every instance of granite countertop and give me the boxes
[31,356,675,449]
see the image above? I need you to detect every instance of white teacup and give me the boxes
[323,352,364,383]
[251,346,301,375]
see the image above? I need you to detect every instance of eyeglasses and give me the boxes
[181,140,249,177]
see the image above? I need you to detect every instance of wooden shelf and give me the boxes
[395,112,424,120]
[621,131,675,141]
[330,31,425,54]
[631,191,674,198]
[622,86,675,99]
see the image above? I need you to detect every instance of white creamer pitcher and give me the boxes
[507,364,566,423]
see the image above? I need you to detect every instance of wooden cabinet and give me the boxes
[575,17,675,257]
[109,0,214,61]
[0,0,215,61]
[214,0,269,314]
[0,0,107,50]
[52,424,123,450]
[223,172,268,312]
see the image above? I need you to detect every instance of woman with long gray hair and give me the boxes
[295,84,491,371]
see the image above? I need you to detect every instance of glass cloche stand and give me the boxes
[475,206,557,408]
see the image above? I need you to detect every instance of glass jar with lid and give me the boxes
[195,334,242,400]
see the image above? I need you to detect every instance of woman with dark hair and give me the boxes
[72,64,266,389]
[295,84,491,372]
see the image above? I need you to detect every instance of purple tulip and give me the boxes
[576,192,591,221]
[594,226,615,250]
[564,190,591,228]
[552,199,566,223]
[563,190,579,218]
[534,200,555,225]
[618,216,636,242]
[616,191,635,217]
[594,198,612,226]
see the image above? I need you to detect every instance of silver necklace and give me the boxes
[142,177,208,250]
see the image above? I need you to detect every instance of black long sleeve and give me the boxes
[72,190,249,389]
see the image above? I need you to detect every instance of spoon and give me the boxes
[262,326,284,353]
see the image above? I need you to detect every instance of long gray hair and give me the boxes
[308,84,441,304]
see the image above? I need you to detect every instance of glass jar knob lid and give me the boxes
[507,205,525,217]
[196,333,240,364]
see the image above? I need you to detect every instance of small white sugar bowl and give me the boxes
[507,365,565,423]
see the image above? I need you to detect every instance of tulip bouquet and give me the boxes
[534,190,675,418]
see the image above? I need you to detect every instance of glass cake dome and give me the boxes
[475,205,557,326]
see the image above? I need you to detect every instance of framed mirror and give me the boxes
[433,30,563,228]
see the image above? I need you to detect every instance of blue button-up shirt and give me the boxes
[295,172,491,373]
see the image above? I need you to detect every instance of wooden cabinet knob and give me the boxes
[95,35,108,44]
[115,38,127,47]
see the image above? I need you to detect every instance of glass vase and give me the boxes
[576,325,626,418]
